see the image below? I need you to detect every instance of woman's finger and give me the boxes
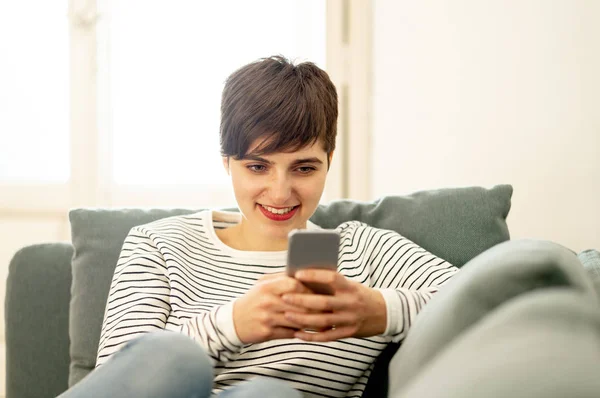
[284,310,356,330]
[257,272,285,282]
[281,292,346,312]
[295,269,348,292]
[294,325,356,342]
[272,299,312,315]
[270,313,305,330]
[263,276,313,296]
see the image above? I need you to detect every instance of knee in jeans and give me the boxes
[130,331,213,378]
[487,239,592,293]
[497,239,576,269]
[228,377,301,398]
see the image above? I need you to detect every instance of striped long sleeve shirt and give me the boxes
[96,210,459,397]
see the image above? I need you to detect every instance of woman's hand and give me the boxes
[281,270,387,342]
[233,273,314,344]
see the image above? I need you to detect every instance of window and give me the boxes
[0,1,70,183]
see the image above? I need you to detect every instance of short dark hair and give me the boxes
[220,55,338,162]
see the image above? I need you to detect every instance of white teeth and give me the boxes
[261,205,296,215]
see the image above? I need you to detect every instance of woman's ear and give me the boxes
[222,156,230,175]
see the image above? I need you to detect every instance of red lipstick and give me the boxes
[258,204,299,221]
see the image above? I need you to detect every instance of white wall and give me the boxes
[371,0,600,252]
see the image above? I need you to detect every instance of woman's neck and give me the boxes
[216,224,288,252]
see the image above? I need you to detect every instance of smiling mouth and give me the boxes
[259,204,299,215]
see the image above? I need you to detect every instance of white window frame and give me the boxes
[0,0,372,215]
[326,0,372,201]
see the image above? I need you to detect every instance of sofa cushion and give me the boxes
[68,184,512,387]
[68,209,198,387]
[310,185,512,267]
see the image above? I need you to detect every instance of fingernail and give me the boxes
[296,271,305,278]
[282,294,290,302]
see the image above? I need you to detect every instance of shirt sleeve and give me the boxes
[95,226,244,368]
[361,226,459,342]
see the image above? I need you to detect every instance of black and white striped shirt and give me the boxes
[96,210,458,397]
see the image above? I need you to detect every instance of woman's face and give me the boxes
[224,139,331,246]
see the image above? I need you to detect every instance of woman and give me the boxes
[61,56,459,398]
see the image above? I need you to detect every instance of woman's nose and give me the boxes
[269,175,292,204]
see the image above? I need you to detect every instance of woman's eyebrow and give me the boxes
[292,157,323,165]
[243,155,272,164]
[242,155,323,165]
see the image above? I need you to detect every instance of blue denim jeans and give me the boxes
[59,331,301,398]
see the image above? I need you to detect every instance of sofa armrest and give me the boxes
[5,243,73,398]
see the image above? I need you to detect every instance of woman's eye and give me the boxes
[247,164,267,173]
[297,166,316,174]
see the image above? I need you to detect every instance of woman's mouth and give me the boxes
[258,204,300,221]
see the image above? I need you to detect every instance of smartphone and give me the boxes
[286,229,340,295]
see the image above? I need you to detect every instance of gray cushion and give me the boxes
[68,209,198,387]
[310,185,513,267]
[68,184,513,386]
[5,243,73,398]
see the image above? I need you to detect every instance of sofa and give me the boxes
[5,184,600,397]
